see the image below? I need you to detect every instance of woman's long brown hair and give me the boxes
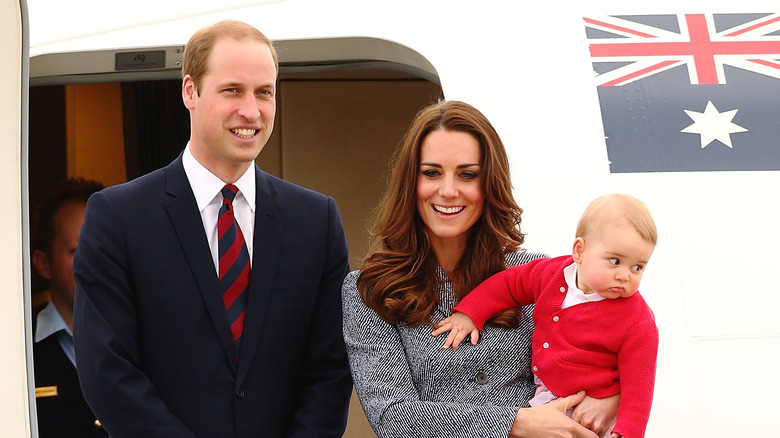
[357,101,525,327]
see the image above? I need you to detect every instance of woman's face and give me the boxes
[416,129,485,252]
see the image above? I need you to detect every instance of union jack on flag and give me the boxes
[584,13,780,173]
[586,14,780,86]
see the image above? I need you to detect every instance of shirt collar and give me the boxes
[183,144,256,213]
[563,261,605,303]
[564,261,579,291]
[35,300,71,343]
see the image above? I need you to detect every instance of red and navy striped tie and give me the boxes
[218,184,250,360]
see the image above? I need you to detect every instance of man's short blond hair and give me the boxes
[182,20,278,94]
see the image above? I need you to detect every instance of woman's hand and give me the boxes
[570,393,620,437]
[509,391,599,438]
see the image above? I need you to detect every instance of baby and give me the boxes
[434,193,659,438]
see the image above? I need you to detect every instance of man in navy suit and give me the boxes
[73,20,352,437]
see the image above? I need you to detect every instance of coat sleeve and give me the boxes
[342,273,521,438]
[286,196,353,437]
[73,191,196,438]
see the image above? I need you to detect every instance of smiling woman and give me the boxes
[416,129,485,275]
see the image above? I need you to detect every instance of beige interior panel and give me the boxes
[278,79,442,267]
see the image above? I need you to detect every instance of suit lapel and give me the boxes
[237,167,281,384]
[164,157,237,371]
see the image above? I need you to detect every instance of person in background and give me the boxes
[32,177,106,438]
[436,193,659,438]
[73,20,351,437]
[342,100,619,438]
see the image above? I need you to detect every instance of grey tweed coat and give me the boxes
[342,251,545,438]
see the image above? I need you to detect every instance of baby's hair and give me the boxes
[576,193,657,245]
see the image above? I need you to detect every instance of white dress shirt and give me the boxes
[182,144,256,273]
[35,300,76,367]
[561,262,606,309]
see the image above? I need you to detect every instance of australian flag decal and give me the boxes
[584,13,780,172]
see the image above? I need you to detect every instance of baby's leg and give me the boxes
[529,375,615,437]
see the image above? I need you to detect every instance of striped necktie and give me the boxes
[218,184,250,360]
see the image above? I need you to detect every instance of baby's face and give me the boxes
[574,222,655,299]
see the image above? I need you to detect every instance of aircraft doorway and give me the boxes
[29,53,442,438]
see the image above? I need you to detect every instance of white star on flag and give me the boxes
[681,101,748,149]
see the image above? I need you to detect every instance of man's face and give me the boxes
[41,202,86,306]
[183,37,277,180]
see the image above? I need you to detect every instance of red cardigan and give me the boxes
[454,255,658,438]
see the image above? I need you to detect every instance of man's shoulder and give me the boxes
[32,333,70,375]
[93,160,180,209]
[107,162,172,194]
[258,169,331,205]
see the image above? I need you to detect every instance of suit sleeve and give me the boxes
[286,196,353,437]
[73,191,196,438]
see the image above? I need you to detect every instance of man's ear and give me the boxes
[182,75,197,110]
[572,237,585,263]
[32,249,52,280]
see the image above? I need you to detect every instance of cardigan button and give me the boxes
[236,390,246,398]
[553,315,560,322]
[559,286,566,293]
[93,419,103,429]
[475,372,488,384]
[543,342,549,349]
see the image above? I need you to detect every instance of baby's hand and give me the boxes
[431,312,480,350]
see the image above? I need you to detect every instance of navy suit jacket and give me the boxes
[33,324,107,438]
[73,156,352,438]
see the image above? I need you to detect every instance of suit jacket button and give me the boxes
[94,419,102,428]
[475,372,488,385]
[236,390,246,398]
